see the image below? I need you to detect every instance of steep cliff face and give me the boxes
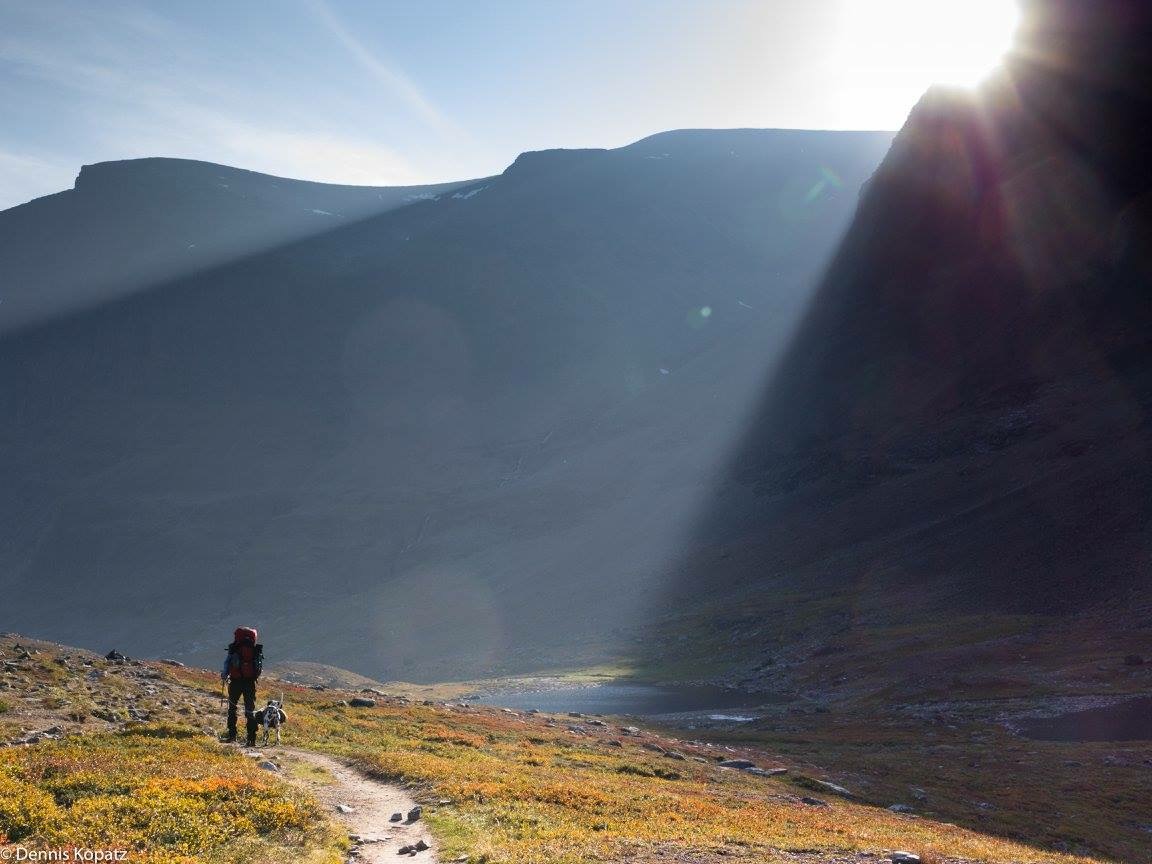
[647,2,1152,685]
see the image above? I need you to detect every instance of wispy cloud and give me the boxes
[303,0,460,137]
[0,1,433,205]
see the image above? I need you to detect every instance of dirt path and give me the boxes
[280,747,439,862]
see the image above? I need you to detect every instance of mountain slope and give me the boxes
[644,0,1152,693]
[0,158,473,334]
[0,129,893,678]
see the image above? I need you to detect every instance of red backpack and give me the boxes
[228,627,263,680]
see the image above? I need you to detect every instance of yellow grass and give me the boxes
[0,725,343,863]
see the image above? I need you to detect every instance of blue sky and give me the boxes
[0,0,1020,210]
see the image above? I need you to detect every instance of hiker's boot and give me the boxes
[245,735,257,748]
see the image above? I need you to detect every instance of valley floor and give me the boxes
[3,635,1142,863]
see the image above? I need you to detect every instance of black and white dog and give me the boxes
[253,698,287,746]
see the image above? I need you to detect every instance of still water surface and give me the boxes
[472,683,768,716]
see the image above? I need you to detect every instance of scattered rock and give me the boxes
[889,853,921,864]
[406,805,422,822]
[642,742,666,754]
[718,759,756,769]
[349,697,376,708]
[336,804,356,814]
[809,779,853,798]
[888,804,915,813]
[664,750,687,761]
[104,650,126,661]
[746,767,788,777]
[620,726,640,735]
[800,796,829,807]
[257,760,280,772]
[414,840,429,851]
[159,659,185,667]
[909,786,928,801]
[390,812,403,822]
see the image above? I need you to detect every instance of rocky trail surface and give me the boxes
[281,747,439,862]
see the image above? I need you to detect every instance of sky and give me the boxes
[0,0,1020,210]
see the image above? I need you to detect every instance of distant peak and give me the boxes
[501,148,608,180]
[75,157,257,190]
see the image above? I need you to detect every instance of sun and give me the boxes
[843,0,1020,88]
[828,0,1020,127]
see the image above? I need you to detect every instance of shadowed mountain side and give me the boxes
[0,157,475,334]
[0,128,893,679]
[644,1,1152,686]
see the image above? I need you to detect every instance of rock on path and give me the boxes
[281,748,438,862]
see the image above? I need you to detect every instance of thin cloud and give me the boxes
[0,6,431,204]
[303,0,460,137]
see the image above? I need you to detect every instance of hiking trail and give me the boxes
[280,747,440,862]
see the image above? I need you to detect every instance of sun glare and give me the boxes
[845,0,1020,88]
[828,0,1020,127]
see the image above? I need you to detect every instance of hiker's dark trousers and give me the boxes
[227,678,257,741]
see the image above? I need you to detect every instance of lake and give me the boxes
[470,683,769,717]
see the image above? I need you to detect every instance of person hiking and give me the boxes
[220,626,263,745]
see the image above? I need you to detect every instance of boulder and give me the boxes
[888,804,915,813]
[407,806,422,822]
[257,760,280,772]
[810,779,853,797]
[349,697,376,708]
[889,854,921,864]
[800,796,828,807]
[718,759,756,769]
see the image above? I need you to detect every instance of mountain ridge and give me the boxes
[0,127,894,679]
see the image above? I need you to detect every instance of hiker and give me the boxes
[221,626,263,745]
